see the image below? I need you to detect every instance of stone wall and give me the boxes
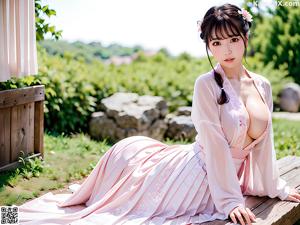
[89,92,196,142]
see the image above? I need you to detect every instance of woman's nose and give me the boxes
[224,44,232,55]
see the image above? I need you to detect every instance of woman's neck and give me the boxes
[221,64,247,81]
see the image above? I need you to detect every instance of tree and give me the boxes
[264,6,300,83]
[244,0,300,83]
[35,0,62,41]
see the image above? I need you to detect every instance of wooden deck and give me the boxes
[201,155,300,225]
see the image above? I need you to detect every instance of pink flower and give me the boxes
[197,20,202,32]
[238,8,253,22]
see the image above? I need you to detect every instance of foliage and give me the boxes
[0,75,42,90]
[0,41,295,134]
[273,118,300,158]
[264,5,300,83]
[39,40,144,62]
[244,0,300,83]
[35,0,62,41]
[17,154,45,179]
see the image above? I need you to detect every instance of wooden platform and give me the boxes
[202,155,300,225]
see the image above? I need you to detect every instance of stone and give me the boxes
[177,106,192,116]
[279,83,300,112]
[89,92,169,142]
[165,115,196,141]
[89,111,117,141]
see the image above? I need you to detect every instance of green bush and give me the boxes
[0,43,295,135]
[244,57,293,110]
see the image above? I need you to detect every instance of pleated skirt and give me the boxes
[19,135,228,225]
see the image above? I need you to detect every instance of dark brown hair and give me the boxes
[198,4,252,104]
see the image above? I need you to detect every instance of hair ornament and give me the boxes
[238,8,253,22]
[197,20,202,32]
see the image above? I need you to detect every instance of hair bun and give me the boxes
[248,21,252,28]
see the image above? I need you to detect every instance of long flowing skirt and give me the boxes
[19,135,227,225]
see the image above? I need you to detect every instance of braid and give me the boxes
[206,46,229,105]
[213,71,229,104]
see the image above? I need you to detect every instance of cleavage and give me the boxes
[241,91,269,140]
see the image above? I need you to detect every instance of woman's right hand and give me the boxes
[229,206,257,225]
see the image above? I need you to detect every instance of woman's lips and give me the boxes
[224,58,235,62]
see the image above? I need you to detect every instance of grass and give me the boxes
[0,118,299,206]
[0,133,110,206]
[273,118,300,158]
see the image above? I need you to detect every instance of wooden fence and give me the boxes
[0,85,44,172]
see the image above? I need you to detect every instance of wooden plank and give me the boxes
[34,101,44,157]
[0,108,11,167]
[0,85,44,109]
[200,156,300,225]
[27,102,35,155]
[240,156,300,213]
[253,166,300,225]
[243,156,300,211]
[278,157,300,176]
[10,104,29,161]
[0,85,44,170]
[0,153,41,172]
[277,155,297,169]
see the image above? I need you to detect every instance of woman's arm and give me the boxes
[191,75,245,218]
[245,78,291,200]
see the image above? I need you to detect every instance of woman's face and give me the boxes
[208,29,247,69]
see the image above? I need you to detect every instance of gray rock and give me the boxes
[89,92,169,142]
[279,83,300,112]
[177,106,192,116]
[89,112,117,141]
[89,92,198,142]
[165,115,196,141]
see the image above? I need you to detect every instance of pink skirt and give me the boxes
[19,135,227,225]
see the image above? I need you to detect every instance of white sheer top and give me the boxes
[191,63,290,218]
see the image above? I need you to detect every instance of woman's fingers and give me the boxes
[288,188,300,202]
[246,207,257,222]
[240,208,252,225]
[229,213,238,224]
[229,206,256,224]
[234,210,246,225]
[289,195,300,203]
[292,191,300,201]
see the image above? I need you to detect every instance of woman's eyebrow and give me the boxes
[210,37,221,41]
[210,35,240,41]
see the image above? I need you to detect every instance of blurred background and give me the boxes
[0,0,299,209]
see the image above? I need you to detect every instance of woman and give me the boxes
[19,3,300,225]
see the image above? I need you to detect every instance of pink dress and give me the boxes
[19,63,290,225]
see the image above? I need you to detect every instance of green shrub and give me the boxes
[0,44,295,135]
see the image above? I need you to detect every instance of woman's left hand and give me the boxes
[285,188,300,203]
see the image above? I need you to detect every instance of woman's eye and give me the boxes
[231,37,239,42]
[212,41,220,46]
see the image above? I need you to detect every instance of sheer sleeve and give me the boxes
[245,78,290,200]
[191,75,245,218]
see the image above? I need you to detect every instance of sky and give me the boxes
[43,0,248,57]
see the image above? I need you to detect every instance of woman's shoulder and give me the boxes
[247,70,273,100]
[194,70,215,87]
[248,70,271,90]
